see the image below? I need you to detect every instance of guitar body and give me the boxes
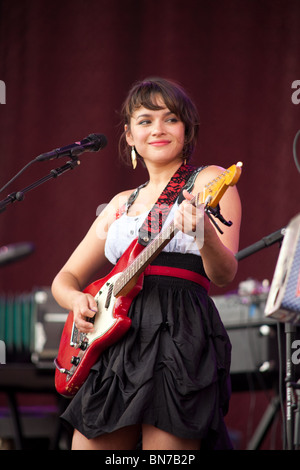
[55,239,145,397]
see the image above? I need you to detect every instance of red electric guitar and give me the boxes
[54,162,243,397]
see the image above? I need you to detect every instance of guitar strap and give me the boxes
[138,163,203,246]
[115,163,206,246]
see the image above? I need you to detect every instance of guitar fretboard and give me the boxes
[113,219,179,296]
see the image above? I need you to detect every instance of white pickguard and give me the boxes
[86,272,122,345]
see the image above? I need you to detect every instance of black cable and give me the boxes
[0,159,36,194]
[293,130,300,173]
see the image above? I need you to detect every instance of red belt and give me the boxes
[144,265,210,292]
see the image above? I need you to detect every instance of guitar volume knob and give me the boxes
[79,340,88,350]
[70,356,80,366]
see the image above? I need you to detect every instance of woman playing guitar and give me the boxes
[51,77,241,450]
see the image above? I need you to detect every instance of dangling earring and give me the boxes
[131,146,137,169]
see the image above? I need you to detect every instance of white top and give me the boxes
[105,202,201,265]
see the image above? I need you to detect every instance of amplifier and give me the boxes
[212,289,271,329]
[31,287,68,364]
[265,213,300,324]
[225,324,279,374]
[212,291,278,374]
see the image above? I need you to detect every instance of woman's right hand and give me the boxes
[71,292,98,333]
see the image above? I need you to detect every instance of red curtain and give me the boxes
[0,0,300,296]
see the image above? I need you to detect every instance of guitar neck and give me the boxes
[113,219,178,297]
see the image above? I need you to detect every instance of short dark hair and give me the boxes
[119,77,199,166]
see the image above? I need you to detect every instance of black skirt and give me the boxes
[60,253,233,449]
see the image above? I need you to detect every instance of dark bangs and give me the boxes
[124,78,198,126]
[126,79,184,119]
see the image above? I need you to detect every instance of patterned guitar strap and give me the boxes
[137,163,204,246]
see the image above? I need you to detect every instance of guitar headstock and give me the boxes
[197,161,243,208]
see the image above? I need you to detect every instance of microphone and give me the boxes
[35,133,108,162]
[0,242,35,266]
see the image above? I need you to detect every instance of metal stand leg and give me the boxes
[246,395,281,450]
[6,392,23,450]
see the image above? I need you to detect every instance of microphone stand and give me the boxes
[285,323,298,450]
[236,225,299,450]
[0,158,80,213]
[235,227,286,261]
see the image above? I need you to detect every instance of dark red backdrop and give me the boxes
[0,0,300,449]
[1,0,300,295]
